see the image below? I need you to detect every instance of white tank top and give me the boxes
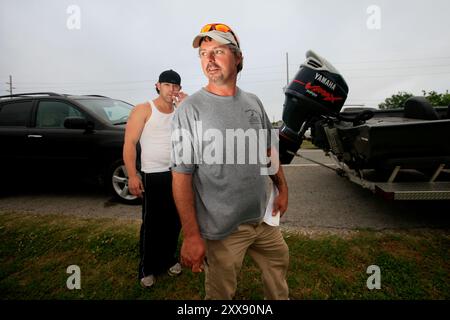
[139,100,174,173]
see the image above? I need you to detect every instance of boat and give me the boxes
[279,50,450,200]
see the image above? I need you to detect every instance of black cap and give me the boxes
[158,69,181,86]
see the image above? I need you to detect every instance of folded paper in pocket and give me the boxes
[263,185,280,226]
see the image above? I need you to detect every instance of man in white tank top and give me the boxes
[123,70,188,288]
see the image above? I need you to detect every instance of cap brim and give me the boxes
[192,31,236,48]
[159,80,181,85]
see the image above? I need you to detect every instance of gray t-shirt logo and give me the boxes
[245,108,262,125]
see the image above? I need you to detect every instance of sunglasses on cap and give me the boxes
[200,23,240,47]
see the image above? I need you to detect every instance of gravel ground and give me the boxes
[1,151,449,233]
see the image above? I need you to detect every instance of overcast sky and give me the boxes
[1,0,449,121]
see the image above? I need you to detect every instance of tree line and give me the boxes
[379,90,450,110]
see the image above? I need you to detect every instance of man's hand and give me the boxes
[173,91,188,107]
[273,189,288,217]
[172,171,204,272]
[181,235,206,273]
[268,151,289,217]
[128,175,144,198]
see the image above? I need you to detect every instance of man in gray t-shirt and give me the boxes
[171,23,289,300]
[171,87,273,240]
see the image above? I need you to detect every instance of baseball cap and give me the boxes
[158,69,181,85]
[192,23,240,48]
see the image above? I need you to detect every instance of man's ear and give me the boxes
[155,82,161,91]
[237,52,243,65]
[237,53,244,73]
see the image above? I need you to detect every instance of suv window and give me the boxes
[36,101,84,128]
[74,98,132,124]
[0,100,33,127]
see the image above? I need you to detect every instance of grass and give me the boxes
[0,212,448,300]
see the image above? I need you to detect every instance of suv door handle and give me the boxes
[27,135,43,138]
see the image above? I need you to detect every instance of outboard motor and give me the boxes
[279,50,349,163]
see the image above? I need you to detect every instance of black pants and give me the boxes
[139,171,181,279]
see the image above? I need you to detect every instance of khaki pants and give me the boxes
[204,222,289,300]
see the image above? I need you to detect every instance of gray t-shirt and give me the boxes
[170,87,274,240]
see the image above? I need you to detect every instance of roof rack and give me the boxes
[62,94,111,99]
[0,92,63,99]
[83,95,111,98]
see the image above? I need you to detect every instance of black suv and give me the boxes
[0,92,139,204]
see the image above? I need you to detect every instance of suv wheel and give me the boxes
[107,159,141,205]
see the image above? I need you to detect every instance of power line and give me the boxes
[288,55,450,66]
[14,79,158,85]
[10,60,450,88]
[14,69,449,92]
[345,71,450,79]
[339,64,450,72]
[333,55,450,65]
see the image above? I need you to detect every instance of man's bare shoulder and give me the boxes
[126,102,151,126]
[134,101,151,111]
[131,101,151,116]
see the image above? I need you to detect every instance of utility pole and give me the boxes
[286,52,289,86]
[6,75,15,95]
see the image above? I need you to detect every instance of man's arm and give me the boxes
[172,171,205,272]
[268,147,289,216]
[256,100,288,216]
[123,104,149,197]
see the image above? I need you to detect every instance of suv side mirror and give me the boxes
[64,117,90,130]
